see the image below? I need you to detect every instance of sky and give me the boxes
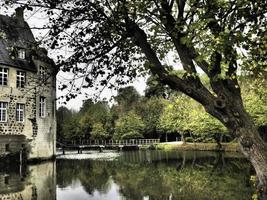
[0,5,147,111]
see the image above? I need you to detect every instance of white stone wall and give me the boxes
[0,61,56,159]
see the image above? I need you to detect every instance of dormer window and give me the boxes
[18,49,25,59]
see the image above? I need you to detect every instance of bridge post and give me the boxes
[118,145,123,151]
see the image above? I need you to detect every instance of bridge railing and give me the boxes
[58,139,160,146]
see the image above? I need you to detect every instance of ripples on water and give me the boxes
[0,150,256,200]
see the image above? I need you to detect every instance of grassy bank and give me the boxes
[154,142,240,152]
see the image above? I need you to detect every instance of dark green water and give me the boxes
[56,150,255,200]
[0,150,255,200]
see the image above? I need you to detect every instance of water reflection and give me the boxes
[0,151,255,200]
[0,161,56,200]
[57,151,255,200]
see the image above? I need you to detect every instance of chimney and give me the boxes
[15,7,25,26]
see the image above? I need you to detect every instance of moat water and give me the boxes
[0,150,255,200]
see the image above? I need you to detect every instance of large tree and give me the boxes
[3,0,267,198]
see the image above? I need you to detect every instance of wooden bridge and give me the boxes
[57,139,160,154]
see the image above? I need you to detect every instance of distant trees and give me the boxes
[57,76,266,143]
[57,106,78,140]
[136,97,166,139]
[114,111,144,140]
[159,95,193,142]
[158,94,227,144]
[57,99,111,140]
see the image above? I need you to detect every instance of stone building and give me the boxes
[0,8,57,160]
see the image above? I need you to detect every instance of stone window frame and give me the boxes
[16,70,26,88]
[0,102,8,122]
[39,96,46,118]
[0,67,8,86]
[39,66,46,83]
[18,48,26,59]
[16,103,25,123]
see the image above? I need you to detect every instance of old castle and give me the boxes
[0,8,57,160]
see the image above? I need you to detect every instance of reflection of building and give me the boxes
[0,162,56,200]
[0,8,57,159]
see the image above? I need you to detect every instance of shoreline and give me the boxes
[154,142,240,152]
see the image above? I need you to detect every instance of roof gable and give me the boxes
[0,13,37,71]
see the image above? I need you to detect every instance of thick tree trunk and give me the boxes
[126,13,267,199]
[204,97,267,199]
[236,126,267,200]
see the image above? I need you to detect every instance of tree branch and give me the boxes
[177,0,186,19]
[125,19,215,106]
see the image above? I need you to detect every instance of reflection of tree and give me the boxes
[112,163,172,200]
[79,161,110,195]
[57,152,254,200]
[56,160,110,194]
[111,158,254,200]
[57,160,80,188]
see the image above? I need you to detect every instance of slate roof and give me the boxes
[0,13,37,72]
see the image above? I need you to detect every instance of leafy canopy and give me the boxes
[3,0,266,104]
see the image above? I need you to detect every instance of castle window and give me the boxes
[0,102,8,122]
[4,176,9,185]
[18,49,25,59]
[16,104,24,122]
[5,144,10,152]
[40,97,46,117]
[0,67,8,86]
[39,66,46,83]
[17,71,26,88]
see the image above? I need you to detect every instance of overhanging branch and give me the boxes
[125,19,215,106]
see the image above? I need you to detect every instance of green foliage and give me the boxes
[114,111,144,140]
[135,97,167,138]
[144,75,170,98]
[79,99,110,124]
[240,74,267,127]
[188,103,227,141]
[243,90,267,127]
[57,106,78,139]
[57,99,111,140]
[159,95,193,134]
[57,77,266,142]
[91,122,109,140]
[159,94,227,142]
[114,86,141,114]
[62,117,81,139]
